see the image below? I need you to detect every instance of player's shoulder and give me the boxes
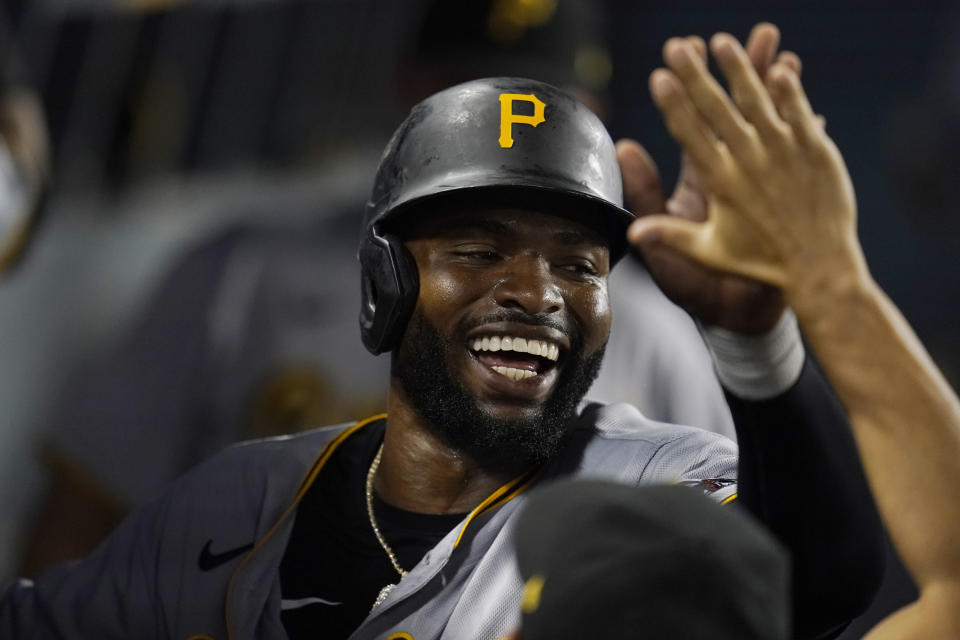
[143,418,381,537]
[215,421,359,471]
[582,401,731,447]
[167,420,364,499]
[558,402,737,482]
[230,420,356,451]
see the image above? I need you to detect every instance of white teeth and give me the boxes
[492,366,537,380]
[469,335,561,361]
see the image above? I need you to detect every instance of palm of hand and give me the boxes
[631,151,786,334]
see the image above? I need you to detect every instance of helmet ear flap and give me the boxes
[359,230,419,355]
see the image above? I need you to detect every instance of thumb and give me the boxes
[627,214,706,262]
[616,138,664,216]
[669,152,709,222]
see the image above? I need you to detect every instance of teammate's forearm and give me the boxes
[790,273,960,592]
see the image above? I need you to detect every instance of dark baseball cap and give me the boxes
[512,480,790,639]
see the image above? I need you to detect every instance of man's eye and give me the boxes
[560,261,600,277]
[455,249,500,262]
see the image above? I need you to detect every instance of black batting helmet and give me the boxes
[359,77,633,355]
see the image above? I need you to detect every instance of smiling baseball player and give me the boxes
[1,26,883,640]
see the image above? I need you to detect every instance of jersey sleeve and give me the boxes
[640,427,739,505]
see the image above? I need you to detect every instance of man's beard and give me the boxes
[392,309,605,476]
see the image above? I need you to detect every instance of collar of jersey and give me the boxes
[225,413,539,637]
[258,414,539,554]
[293,414,539,548]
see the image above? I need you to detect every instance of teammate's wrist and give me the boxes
[785,238,870,312]
[698,308,805,400]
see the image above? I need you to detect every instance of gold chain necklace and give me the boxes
[366,443,407,610]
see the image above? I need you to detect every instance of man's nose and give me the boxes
[492,257,563,316]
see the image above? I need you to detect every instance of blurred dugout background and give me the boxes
[0,0,958,636]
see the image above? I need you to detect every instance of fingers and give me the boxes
[654,25,826,166]
[686,35,707,61]
[627,213,705,261]
[669,153,710,222]
[616,138,665,216]
[743,24,804,85]
[661,38,757,161]
[767,63,822,148]
[649,69,729,176]
[741,20,801,80]
[745,22,780,79]
[709,33,789,143]
[776,51,801,76]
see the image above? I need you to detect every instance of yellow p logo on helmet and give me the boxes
[498,93,546,148]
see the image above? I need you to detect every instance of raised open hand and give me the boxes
[626,27,862,313]
[619,23,805,333]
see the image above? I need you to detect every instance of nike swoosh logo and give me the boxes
[197,538,255,571]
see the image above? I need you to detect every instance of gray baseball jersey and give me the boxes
[1,404,737,640]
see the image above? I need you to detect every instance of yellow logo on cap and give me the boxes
[498,93,546,148]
